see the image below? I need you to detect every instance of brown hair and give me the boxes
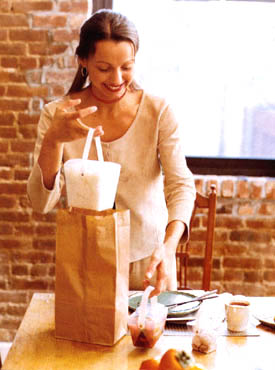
[67,9,140,94]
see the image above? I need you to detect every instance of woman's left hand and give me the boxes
[143,244,176,297]
[143,220,186,297]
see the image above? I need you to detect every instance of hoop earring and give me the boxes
[81,67,87,78]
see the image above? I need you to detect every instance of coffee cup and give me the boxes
[225,298,250,332]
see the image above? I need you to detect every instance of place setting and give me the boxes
[128,289,219,335]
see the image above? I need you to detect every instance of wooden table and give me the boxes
[3,293,275,370]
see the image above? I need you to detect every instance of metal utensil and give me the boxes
[166,289,218,309]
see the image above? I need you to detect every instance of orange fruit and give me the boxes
[139,358,160,370]
[159,349,183,370]
[159,349,204,370]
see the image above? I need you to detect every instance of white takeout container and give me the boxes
[64,158,121,211]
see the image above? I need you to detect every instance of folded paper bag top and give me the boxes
[64,128,121,211]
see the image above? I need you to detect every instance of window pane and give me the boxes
[113,0,275,160]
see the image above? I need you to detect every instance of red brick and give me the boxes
[59,1,88,13]
[30,264,48,277]
[0,71,11,82]
[224,257,262,269]
[33,239,56,251]
[7,85,49,98]
[0,1,11,12]
[9,72,25,83]
[32,212,56,223]
[10,29,48,42]
[266,181,275,199]
[35,225,56,236]
[215,215,244,229]
[0,169,12,180]
[221,179,234,198]
[51,84,66,97]
[14,169,31,181]
[10,140,34,153]
[18,125,38,139]
[69,14,86,28]
[224,269,244,281]
[246,218,275,229]
[237,180,249,198]
[230,229,271,243]
[12,264,29,276]
[0,43,27,56]
[1,317,21,330]
[0,183,27,195]
[0,239,22,248]
[14,225,34,236]
[264,271,275,282]
[1,57,18,68]
[0,99,28,111]
[12,251,53,264]
[0,14,28,27]
[244,271,263,283]
[0,291,27,304]
[264,258,275,269]
[0,153,30,167]
[0,126,17,138]
[11,277,50,290]
[18,113,40,125]
[12,1,53,13]
[0,224,13,235]
[0,142,8,152]
[258,203,275,216]
[7,304,27,316]
[216,201,233,214]
[0,30,8,41]
[224,243,248,256]
[19,57,38,70]
[0,196,16,208]
[0,113,15,126]
[38,56,55,67]
[250,181,263,199]
[238,202,254,216]
[32,15,67,28]
[52,29,78,42]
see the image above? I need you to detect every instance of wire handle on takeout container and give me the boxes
[81,126,104,175]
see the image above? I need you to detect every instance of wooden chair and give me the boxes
[176,184,217,291]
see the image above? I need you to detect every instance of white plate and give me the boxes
[254,314,275,329]
[129,291,201,318]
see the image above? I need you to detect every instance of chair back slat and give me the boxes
[177,184,217,291]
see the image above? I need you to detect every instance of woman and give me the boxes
[27,9,196,296]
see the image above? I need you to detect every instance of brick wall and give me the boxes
[0,1,275,342]
[0,0,90,341]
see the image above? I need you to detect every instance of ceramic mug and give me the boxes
[225,299,250,332]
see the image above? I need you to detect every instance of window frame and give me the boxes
[95,0,275,177]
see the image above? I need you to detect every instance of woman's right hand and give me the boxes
[46,98,103,144]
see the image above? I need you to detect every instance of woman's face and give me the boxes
[84,40,135,101]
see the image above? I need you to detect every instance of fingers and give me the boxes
[143,252,167,297]
[94,125,104,137]
[68,106,97,121]
[59,98,81,110]
[149,263,167,297]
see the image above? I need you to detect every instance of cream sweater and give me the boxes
[27,91,196,262]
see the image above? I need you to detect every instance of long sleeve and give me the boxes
[158,104,196,239]
[27,102,65,214]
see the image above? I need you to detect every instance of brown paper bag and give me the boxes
[55,207,130,346]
